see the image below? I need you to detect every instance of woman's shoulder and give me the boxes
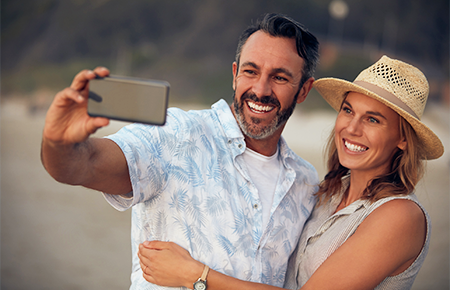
[369,197,425,225]
[360,196,427,249]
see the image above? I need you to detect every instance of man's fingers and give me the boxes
[84,117,110,136]
[52,87,86,107]
[69,67,109,92]
[93,116,110,127]
[89,116,110,129]
[93,66,110,77]
[70,70,96,91]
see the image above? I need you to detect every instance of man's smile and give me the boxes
[246,100,276,114]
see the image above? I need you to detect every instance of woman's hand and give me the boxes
[138,241,204,288]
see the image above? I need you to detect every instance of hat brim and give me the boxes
[313,77,444,160]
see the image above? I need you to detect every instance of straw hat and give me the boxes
[313,55,444,160]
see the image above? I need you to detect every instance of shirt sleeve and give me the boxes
[102,109,187,211]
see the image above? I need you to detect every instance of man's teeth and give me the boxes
[247,101,274,113]
[345,140,368,152]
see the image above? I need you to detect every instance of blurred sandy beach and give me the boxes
[1,99,448,289]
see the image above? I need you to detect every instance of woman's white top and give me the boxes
[284,178,431,290]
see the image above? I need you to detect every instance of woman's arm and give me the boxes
[301,199,426,290]
[138,200,425,290]
[138,241,285,290]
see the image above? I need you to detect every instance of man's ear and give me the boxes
[232,62,238,91]
[297,77,314,104]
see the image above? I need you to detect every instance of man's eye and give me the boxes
[243,70,256,75]
[274,76,287,82]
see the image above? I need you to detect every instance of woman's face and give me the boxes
[334,92,406,178]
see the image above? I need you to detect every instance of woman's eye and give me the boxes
[342,107,351,114]
[369,117,379,123]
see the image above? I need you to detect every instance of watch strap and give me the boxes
[200,265,210,281]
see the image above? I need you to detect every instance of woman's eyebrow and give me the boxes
[366,110,387,120]
[341,100,352,109]
[343,99,387,120]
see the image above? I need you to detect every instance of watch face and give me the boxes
[194,280,206,290]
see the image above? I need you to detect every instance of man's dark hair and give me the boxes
[235,13,319,86]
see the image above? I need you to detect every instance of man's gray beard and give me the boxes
[235,106,280,139]
[233,91,298,140]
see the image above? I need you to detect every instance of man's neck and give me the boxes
[244,129,283,156]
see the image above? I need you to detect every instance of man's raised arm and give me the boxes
[41,67,132,195]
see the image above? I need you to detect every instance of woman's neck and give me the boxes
[334,171,375,213]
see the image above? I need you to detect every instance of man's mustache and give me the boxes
[240,91,280,108]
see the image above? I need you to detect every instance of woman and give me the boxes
[138,55,444,289]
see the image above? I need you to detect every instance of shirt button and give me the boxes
[238,144,243,149]
[253,204,258,209]
[228,139,232,144]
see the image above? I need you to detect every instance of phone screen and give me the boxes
[88,75,169,125]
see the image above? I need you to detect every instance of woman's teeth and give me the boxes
[247,101,274,113]
[345,140,368,152]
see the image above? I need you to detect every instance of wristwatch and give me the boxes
[193,265,210,290]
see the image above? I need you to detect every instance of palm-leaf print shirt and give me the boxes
[104,99,319,289]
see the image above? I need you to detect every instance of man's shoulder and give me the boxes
[168,99,228,121]
[279,142,319,185]
[279,139,316,171]
[290,153,318,179]
[165,104,217,129]
[161,100,239,142]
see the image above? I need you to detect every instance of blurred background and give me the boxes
[1,0,449,289]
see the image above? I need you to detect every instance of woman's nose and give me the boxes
[346,118,363,136]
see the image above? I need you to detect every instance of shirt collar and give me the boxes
[212,99,243,140]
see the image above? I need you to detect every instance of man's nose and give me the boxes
[252,77,272,99]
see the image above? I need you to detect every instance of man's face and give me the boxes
[232,31,308,140]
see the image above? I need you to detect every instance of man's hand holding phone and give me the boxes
[42,67,134,194]
[44,66,170,147]
[43,67,111,146]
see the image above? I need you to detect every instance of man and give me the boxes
[41,13,319,289]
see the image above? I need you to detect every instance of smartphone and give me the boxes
[88,75,170,125]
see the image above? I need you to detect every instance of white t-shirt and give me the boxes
[242,147,281,229]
